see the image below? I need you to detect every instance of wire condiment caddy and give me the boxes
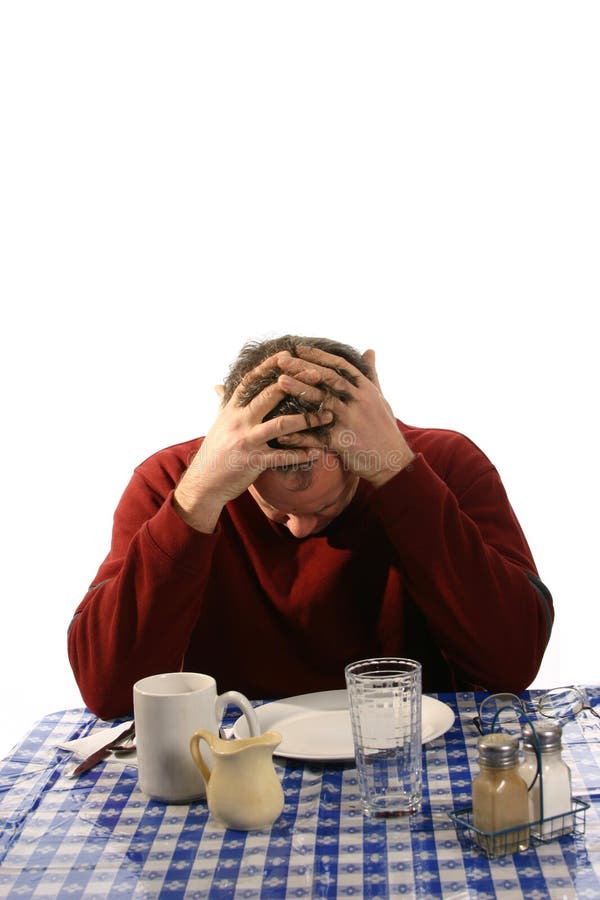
[449,691,593,858]
[449,797,589,859]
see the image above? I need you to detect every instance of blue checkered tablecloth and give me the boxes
[0,691,599,899]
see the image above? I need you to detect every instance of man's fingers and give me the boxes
[294,345,363,381]
[277,354,356,398]
[229,351,331,420]
[362,348,375,370]
[277,373,323,404]
[253,408,333,446]
[231,367,290,418]
[229,352,291,405]
[361,349,382,391]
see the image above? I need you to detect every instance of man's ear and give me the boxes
[215,384,225,406]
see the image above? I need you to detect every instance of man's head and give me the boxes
[224,335,372,537]
[249,453,359,538]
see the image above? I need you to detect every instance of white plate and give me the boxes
[232,690,455,761]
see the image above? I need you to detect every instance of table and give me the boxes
[1,690,599,899]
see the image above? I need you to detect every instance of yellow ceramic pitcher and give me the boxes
[190,729,285,830]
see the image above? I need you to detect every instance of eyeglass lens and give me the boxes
[538,686,586,719]
[477,693,525,733]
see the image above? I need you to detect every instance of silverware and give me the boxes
[66,722,136,778]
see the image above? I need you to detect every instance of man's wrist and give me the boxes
[368,448,416,489]
[172,486,224,534]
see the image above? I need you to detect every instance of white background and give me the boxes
[1,2,598,758]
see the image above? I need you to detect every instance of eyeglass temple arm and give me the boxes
[472,716,484,735]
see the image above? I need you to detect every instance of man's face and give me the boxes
[249,453,359,538]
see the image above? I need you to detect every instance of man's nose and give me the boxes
[284,515,318,538]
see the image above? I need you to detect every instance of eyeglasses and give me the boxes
[472,685,600,736]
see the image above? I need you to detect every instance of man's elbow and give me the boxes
[68,635,133,721]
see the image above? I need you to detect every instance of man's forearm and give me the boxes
[68,486,220,718]
[369,454,553,691]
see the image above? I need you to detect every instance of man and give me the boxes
[68,335,553,719]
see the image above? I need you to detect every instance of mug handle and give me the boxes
[189,729,214,784]
[215,690,260,736]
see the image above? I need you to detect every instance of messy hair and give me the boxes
[222,335,373,447]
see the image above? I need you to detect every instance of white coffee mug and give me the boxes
[133,671,260,803]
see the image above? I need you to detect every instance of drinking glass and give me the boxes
[345,657,422,817]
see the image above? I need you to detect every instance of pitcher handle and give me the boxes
[189,729,214,784]
[215,690,260,737]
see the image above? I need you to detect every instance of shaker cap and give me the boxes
[522,721,563,752]
[477,732,520,767]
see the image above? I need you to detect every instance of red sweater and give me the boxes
[68,422,553,719]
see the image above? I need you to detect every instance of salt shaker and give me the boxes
[519,721,572,838]
[472,732,530,855]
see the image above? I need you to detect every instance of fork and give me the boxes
[66,722,136,777]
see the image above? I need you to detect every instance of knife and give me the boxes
[67,722,136,778]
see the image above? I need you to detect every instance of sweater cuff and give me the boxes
[144,491,220,570]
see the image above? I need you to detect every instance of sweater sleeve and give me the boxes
[368,449,553,693]
[68,468,221,719]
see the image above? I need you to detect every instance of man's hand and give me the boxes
[174,353,333,532]
[275,346,415,488]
